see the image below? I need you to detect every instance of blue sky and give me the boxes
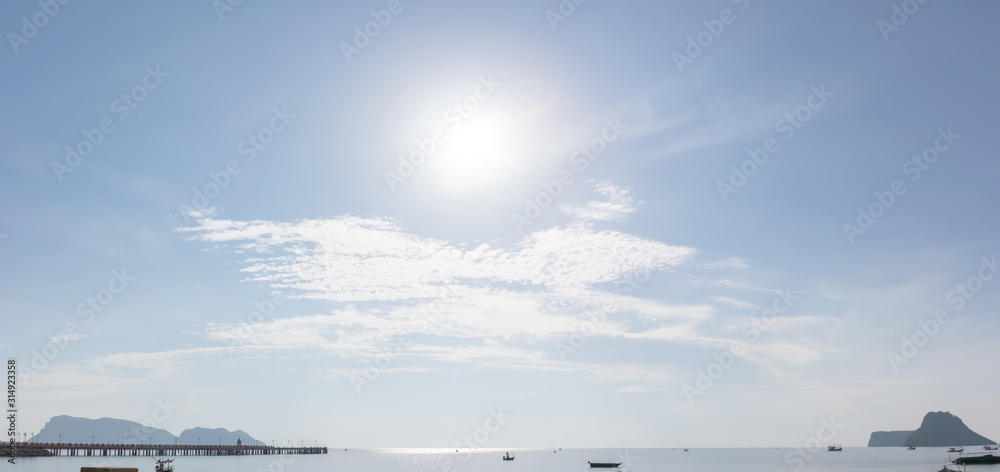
[3,0,1000,448]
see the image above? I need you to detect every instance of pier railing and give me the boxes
[13,442,327,457]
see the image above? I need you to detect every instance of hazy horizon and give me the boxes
[3,1,1000,450]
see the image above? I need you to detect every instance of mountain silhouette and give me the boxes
[29,415,264,445]
[904,411,994,447]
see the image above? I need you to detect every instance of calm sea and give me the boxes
[9,447,999,472]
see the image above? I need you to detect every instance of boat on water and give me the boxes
[502,452,514,461]
[828,445,843,452]
[908,446,917,450]
[953,453,1000,465]
[940,461,969,472]
[984,445,998,451]
[155,459,174,472]
[588,462,622,468]
[948,448,964,453]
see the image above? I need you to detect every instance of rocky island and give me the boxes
[869,411,995,447]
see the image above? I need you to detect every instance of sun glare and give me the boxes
[430,111,519,194]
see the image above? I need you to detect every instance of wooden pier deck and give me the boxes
[13,442,327,457]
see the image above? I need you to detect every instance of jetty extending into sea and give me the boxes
[12,442,327,457]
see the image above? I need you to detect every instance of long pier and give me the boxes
[14,442,327,457]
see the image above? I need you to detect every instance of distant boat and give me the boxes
[908,446,917,450]
[828,445,843,452]
[588,462,622,468]
[948,448,964,453]
[155,459,174,472]
[984,445,998,451]
[502,452,514,461]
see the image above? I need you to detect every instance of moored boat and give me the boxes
[588,462,622,468]
[155,459,174,472]
[953,453,1000,464]
[948,448,964,453]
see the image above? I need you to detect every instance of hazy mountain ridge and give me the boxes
[868,430,915,447]
[904,411,994,447]
[29,415,265,445]
[869,412,995,447]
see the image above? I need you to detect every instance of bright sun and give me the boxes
[430,110,519,194]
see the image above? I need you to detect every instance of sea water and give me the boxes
[8,447,999,472]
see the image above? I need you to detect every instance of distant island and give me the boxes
[28,415,266,446]
[869,411,995,447]
[868,430,914,447]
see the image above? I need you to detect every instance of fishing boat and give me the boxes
[953,453,1000,464]
[828,445,842,452]
[502,452,514,461]
[588,462,622,468]
[948,448,964,453]
[155,459,174,472]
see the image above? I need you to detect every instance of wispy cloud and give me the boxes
[48,334,95,343]
[168,189,832,387]
[559,182,637,222]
